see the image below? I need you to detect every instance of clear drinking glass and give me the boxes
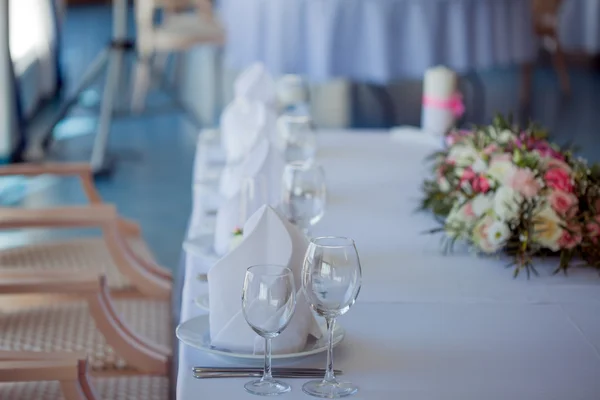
[281,161,326,236]
[301,237,362,398]
[242,265,297,396]
[277,114,317,163]
[239,174,269,226]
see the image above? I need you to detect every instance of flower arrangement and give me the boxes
[421,115,600,277]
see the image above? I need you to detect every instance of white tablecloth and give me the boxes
[560,0,600,55]
[220,0,536,83]
[177,132,600,399]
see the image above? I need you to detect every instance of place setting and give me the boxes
[177,65,365,397]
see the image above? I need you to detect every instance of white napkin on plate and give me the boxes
[208,205,322,354]
[421,66,463,137]
[220,100,278,165]
[213,137,285,256]
[234,63,277,107]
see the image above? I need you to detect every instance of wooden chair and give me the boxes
[0,357,169,399]
[0,272,171,376]
[131,0,226,113]
[521,0,570,102]
[0,163,172,299]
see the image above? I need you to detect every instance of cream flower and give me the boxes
[532,205,564,251]
[447,145,480,168]
[472,157,488,174]
[487,159,516,184]
[471,193,494,217]
[486,220,511,249]
[472,216,500,253]
[497,129,516,144]
[493,186,523,221]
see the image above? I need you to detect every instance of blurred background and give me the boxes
[2,0,600,271]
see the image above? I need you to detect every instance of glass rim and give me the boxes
[246,264,293,277]
[309,236,355,248]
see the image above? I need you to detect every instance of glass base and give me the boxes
[244,378,291,396]
[302,379,359,398]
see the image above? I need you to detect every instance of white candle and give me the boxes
[421,66,459,137]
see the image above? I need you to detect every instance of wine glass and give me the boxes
[239,174,269,225]
[301,237,362,398]
[277,114,317,163]
[276,74,310,113]
[242,265,297,396]
[280,161,326,236]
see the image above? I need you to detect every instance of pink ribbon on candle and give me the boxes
[422,92,465,118]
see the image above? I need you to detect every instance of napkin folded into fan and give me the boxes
[220,100,278,165]
[208,205,322,354]
[234,63,277,107]
[421,66,464,136]
[213,137,285,256]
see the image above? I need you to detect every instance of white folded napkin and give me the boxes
[208,205,322,354]
[421,66,464,137]
[234,63,277,107]
[213,137,285,256]
[220,100,278,165]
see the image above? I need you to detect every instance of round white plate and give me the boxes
[183,234,220,265]
[194,294,210,311]
[176,315,345,364]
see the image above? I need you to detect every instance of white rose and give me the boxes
[493,186,523,221]
[472,216,499,254]
[447,145,479,167]
[471,194,494,217]
[438,177,451,193]
[486,220,511,249]
[472,157,487,174]
[487,160,516,184]
[497,129,515,144]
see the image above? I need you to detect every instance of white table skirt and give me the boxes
[220,0,536,83]
[177,131,600,399]
[560,0,600,55]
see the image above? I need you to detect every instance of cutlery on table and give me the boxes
[192,367,342,379]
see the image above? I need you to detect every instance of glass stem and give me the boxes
[263,337,273,381]
[324,317,336,383]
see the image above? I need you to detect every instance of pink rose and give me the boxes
[544,168,574,193]
[559,225,582,250]
[548,190,579,217]
[472,175,491,194]
[460,167,476,183]
[508,168,541,198]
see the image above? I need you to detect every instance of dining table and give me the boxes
[174,130,600,399]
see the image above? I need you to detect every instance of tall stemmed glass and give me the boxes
[302,237,362,398]
[242,265,297,396]
[277,114,317,163]
[281,161,326,236]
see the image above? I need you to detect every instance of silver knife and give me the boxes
[192,367,341,374]
[194,371,326,379]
